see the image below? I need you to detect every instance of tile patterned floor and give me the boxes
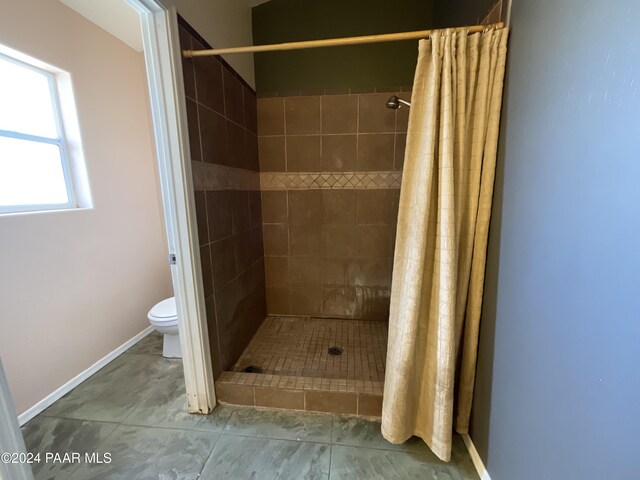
[233,316,388,381]
[21,331,479,480]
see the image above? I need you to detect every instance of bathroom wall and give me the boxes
[466,0,640,478]
[179,19,266,375]
[433,0,498,27]
[252,0,434,92]
[158,0,260,88]
[258,89,409,320]
[0,0,172,415]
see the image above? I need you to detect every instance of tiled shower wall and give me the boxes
[179,20,266,377]
[257,88,411,321]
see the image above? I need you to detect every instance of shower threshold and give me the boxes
[215,316,387,417]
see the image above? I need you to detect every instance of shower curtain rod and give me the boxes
[182,22,504,58]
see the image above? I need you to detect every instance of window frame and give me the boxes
[0,52,77,214]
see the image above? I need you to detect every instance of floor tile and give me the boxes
[233,316,387,381]
[122,365,233,432]
[451,435,480,480]
[126,331,163,356]
[22,330,480,480]
[224,407,333,443]
[67,425,218,480]
[331,416,436,455]
[43,354,182,423]
[21,416,118,480]
[200,434,330,479]
[330,445,461,480]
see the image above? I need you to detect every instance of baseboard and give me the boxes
[17,326,154,426]
[462,433,492,480]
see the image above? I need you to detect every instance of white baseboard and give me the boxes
[17,326,154,426]
[462,433,492,480]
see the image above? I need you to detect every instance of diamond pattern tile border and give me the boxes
[260,171,402,190]
[192,161,402,191]
[192,161,261,191]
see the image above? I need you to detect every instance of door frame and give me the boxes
[125,0,216,413]
[0,359,33,480]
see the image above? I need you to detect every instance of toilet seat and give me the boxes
[148,297,177,323]
[147,296,181,358]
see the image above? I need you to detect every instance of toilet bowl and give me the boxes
[147,297,181,358]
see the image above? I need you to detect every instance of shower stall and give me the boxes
[179,17,409,416]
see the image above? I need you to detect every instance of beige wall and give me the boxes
[0,0,172,414]
[160,0,258,87]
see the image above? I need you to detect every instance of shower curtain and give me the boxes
[381,27,508,461]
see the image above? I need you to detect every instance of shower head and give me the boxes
[385,95,411,109]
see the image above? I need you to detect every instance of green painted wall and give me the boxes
[252,0,434,92]
[433,0,495,28]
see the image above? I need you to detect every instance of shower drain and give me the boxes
[328,346,343,356]
[243,365,263,373]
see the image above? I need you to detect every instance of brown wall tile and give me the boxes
[348,259,393,288]
[263,224,289,256]
[322,95,358,134]
[266,286,290,314]
[265,256,289,286]
[244,87,258,134]
[204,295,222,379]
[236,230,257,272]
[200,244,213,297]
[288,190,322,225]
[286,135,321,172]
[231,191,251,234]
[289,224,321,256]
[357,134,395,171]
[223,68,244,126]
[249,191,263,227]
[322,225,358,258]
[394,133,407,171]
[285,96,321,134]
[211,236,237,289]
[255,387,304,410]
[322,190,356,224]
[261,191,288,224]
[290,286,321,315]
[245,131,259,171]
[226,120,246,168]
[185,98,201,161]
[289,256,321,286]
[356,190,397,225]
[257,90,404,320]
[199,106,228,166]
[304,391,357,414]
[321,135,356,171]
[194,190,208,245]
[182,20,266,373]
[358,93,396,133]
[258,136,286,172]
[257,97,285,135]
[321,285,357,318]
[194,57,224,114]
[356,225,393,259]
[321,259,349,286]
[206,190,233,241]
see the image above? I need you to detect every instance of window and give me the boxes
[0,51,82,213]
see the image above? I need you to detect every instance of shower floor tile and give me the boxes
[232,316,388,382]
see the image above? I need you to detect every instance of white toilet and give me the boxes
[147,297,181,358]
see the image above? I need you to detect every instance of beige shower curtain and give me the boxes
[381,27,509,461]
